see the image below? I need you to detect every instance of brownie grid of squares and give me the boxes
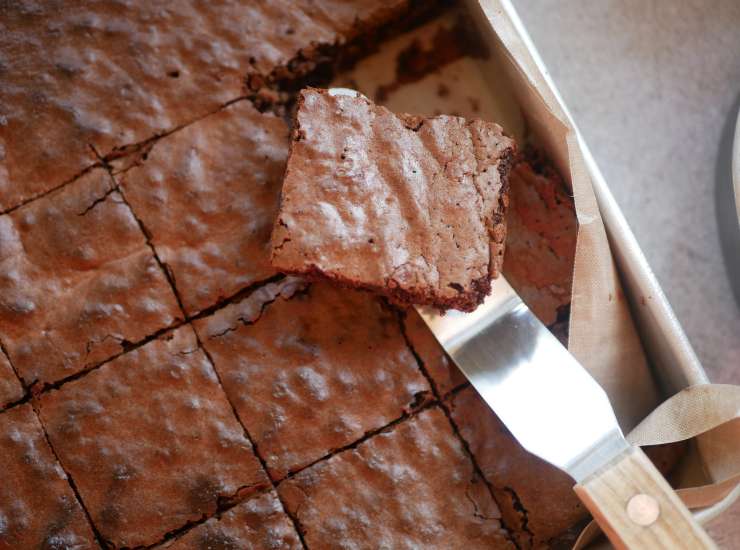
[194,278,430,480]
[0,347,23,408]
[0,404,97,549]
[278,406,515,549]
[160,490,301,550]
[37,326,268,549]
[118,100,289,316]
[0,1,431,212]
[0,168,181,387]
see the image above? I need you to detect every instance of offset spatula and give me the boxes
[418,276,716,550]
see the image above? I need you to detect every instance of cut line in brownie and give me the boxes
[278,406,515,549]
[37,326,268,548]
[160,489,301,550]
[118,100,289,315]
[0,168,181,387]
[0,404,97,549]
[271,88,516,312]
[0,347,23,408]
[447,386,588,548]
[194,277,430,480]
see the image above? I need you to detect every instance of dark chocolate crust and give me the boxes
[272,88,516,312]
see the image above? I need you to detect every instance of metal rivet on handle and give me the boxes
[627,494,660,526]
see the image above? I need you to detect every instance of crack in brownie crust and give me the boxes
[278,407,515,549]
[0,404,97,549]
[447,386,588,548]
[194,279,430,480]
[118,100,290,316]
[271,88,515,312]
[37,326,268,548]
[0,168,181,387]
[159,489,301,550]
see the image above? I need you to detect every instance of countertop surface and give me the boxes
[511,0,740,546]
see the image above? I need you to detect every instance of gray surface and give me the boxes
[512,0,740,385]
[510,1,740,545]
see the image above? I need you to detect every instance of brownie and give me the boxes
[279,407,515,549]
[504,154,577,328]
[118,100,289,315]
[448,387,587,548]
[0,348,23,408]
[0,404,97,549]
[271,88,516,312]
[0,1,435,211]
[194,278,430,480]
[0,168,181,387]
[37,326,268,548]
[161,490,301,550]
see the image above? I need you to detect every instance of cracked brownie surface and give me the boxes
[195,278,430,480]
[0,168,181,387]
[160,490,301,550]
[271,88,516,312]
[0,404,97,549]
[37,326,268,548]
[448,386,587,548]
[279,406,515,549]
[0,1,426,211]
[0,348,23,408]
[118,100,289,315]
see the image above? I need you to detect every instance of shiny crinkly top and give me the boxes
[272,88,516,312]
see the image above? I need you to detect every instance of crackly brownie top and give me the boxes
[0,404,97,549]
[195,278,429,480]
[279,407,515,549]
[0,1,414,211]
[0,168,180,387]
[37,326,268,548]
[162,490,301,550]
[119,100,289,315]
[271,88,515,312]
[448,387,587,547]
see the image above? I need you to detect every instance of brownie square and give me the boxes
[271,88,516,312]
[37,326,268,548]
[194,278,430,480]
[118,101,289,315]
[0,349,23,408]
[447,386,587,548]
[0,404,97,549]
[161,490,301,550]
[504,154,577,327]
[0,1,431,211]
[0,168,181,387]
[278,407,515,549]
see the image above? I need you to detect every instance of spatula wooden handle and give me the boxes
[574,446,716,549]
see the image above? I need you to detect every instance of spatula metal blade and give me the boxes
[417,276,629,482]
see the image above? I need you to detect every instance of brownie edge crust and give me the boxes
[271,88,516,312]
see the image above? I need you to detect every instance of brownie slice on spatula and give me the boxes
[271,87,516,312]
